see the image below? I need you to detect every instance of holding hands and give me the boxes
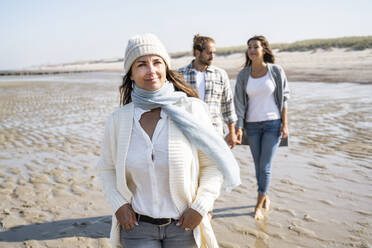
[226,131,239,148]
[235,128,243,144]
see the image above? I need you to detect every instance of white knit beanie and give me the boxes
[123,33,171,75]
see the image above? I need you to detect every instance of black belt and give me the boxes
[136,213,176,226]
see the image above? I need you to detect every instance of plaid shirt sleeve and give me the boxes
[220,70,237,124]
[178,63,196,87]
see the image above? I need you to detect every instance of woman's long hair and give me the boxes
[119,67,199,106]
[244,35,275,67]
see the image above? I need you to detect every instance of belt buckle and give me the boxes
[158,218,172,227]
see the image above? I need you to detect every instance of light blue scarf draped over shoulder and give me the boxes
[131,82,241,191]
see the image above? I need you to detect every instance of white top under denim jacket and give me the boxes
[97,99,223,248]
[245,73,281,122]
[234,63,290,146]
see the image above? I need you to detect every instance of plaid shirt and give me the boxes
[179,61,237,134]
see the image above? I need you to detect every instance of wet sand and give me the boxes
[0,73,371,247]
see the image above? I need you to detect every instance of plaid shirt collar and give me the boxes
[185,60,217,74]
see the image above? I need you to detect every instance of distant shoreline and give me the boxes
[0,70,99,76]
[2,48,372,84]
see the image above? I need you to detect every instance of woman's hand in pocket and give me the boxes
[115,203,138,230]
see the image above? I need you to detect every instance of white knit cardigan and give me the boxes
[97,98,223,248]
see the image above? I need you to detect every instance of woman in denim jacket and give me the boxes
[234,35,290,221]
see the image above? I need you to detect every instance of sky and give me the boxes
[0,0,371,70]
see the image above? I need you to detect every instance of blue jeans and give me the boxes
[120,221,197,248]
[245,119,282,195]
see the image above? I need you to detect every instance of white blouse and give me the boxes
[245,72,281,122]
[126,107,180,219]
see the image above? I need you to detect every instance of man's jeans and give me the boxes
[245,119,282,195]
[120,221,197,248]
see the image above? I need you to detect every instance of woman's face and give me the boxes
[247,39,265,62]
[130,55,167,91]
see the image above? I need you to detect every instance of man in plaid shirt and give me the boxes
[179,34,238,148]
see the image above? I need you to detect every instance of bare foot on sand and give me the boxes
[263,196,270,211]
[254,207,264,221]
[254,193,266,221]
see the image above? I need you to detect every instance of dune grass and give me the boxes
[170,36,372,58]
[278,36,372,52]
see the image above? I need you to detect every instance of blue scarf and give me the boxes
[131,82,241,191]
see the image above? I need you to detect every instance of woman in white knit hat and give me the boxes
[97,33,241,248]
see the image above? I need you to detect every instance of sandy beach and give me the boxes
[0,55,371,247]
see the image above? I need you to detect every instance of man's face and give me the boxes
[196,42,216,66]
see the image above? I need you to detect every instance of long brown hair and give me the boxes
[119,67,199,106]
[244,35,275,67]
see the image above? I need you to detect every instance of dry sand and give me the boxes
[0,71,371,248]
[28,48,372,84]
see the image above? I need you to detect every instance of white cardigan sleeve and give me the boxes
[191,151,223,216]
[97,113,128,213]
[189,100,224,216]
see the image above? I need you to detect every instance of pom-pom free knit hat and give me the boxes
[123,33,171,75]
